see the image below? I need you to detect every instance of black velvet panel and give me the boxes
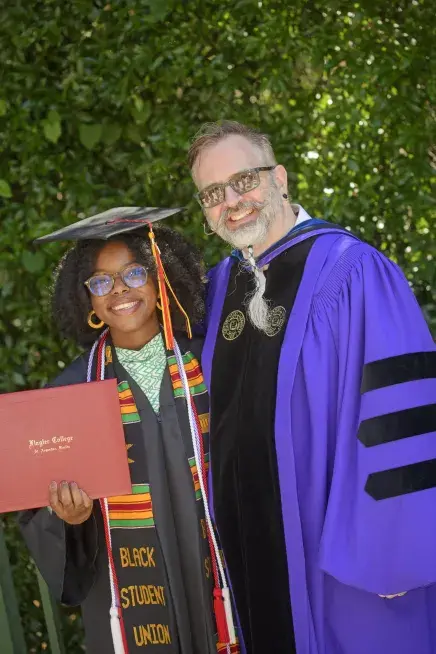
[365,458,436,500]
[358,404,436,447]
[361,351,436,393]
[210,237,316,653]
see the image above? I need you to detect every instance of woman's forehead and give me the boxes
[93,241,136,272]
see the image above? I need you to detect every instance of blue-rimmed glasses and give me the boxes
[84,263,148,297]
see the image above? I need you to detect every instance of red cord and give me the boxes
[99,498,129,652]
[95,333,107,379]
[193,402,220,586]
[190,396,230,644]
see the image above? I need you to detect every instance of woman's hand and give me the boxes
[49,481,93,525]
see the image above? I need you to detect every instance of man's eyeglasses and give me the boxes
[195,166,276,209]
[84,263,148,297]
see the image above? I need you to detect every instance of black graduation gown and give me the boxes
[19,334,220,654]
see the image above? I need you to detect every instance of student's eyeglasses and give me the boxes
[84,264,148,297]
[195,166,276,209]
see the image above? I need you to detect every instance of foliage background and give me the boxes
[0,0,435,650]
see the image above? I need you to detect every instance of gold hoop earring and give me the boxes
[156,301,162,311]
[87,310,104,329]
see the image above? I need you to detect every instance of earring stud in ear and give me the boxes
[282,193,288,200]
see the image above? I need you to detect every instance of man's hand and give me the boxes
[49,481,93,525]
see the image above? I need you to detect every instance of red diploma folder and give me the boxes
[0,379,132,513]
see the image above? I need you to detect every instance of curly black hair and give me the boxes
[52,225,206,347]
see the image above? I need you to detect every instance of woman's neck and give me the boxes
[110,319,160,351]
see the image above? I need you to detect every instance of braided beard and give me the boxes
[242,248,270,332]
[246,266,270,332]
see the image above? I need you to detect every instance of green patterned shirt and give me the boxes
[115,332,166,414]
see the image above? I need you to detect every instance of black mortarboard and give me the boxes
[34,206,183,243]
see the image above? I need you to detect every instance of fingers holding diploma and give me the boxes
[49,481,93,525]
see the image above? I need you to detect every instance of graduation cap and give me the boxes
[35,206,190,350]
[34,206,183,243]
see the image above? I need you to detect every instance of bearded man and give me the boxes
[189,120,436,654]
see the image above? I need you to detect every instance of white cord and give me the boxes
[86,339,98,382]
[100,341,106,380]
[102,497,117,596]
[173,341,225,583]
[86,331,124,654]
[86,329,109,382]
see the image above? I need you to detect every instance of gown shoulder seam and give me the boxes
[313,241,375,309]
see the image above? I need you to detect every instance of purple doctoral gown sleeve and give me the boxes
[315,245,436,595]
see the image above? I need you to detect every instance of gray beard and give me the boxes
[210,184,282,251]
[223,212,270,250]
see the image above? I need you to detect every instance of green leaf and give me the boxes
[42,110,62,143]
[144,0,173,22]
[102,123,123,146]
[43,120,61,143]
[0,100,7,116]
[125,123,142,144]
[150,55,164,71]
[21,251,46,274]
[0,179,12,198]
[47,109,60,123]
[79,124,102,150]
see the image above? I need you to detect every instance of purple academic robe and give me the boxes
[202,226,436,654]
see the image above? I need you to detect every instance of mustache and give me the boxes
[219,200,265,229]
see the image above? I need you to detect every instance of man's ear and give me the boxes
[274,164,288,194]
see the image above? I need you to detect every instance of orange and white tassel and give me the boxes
[110,607,126,654]
[148,226,174,350]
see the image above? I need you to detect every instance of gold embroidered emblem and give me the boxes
[222,310,246,341]
[265,306,286,337]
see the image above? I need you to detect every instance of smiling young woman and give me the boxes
[85,247,161,349]
[19,210,238,654]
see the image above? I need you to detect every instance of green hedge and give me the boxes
[1,0,435,650]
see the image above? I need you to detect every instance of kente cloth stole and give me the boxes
[101,342,239,653]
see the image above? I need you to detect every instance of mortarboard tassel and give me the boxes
[162,269,192,340]
[148,225,174,350]
[109,606,126,654]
